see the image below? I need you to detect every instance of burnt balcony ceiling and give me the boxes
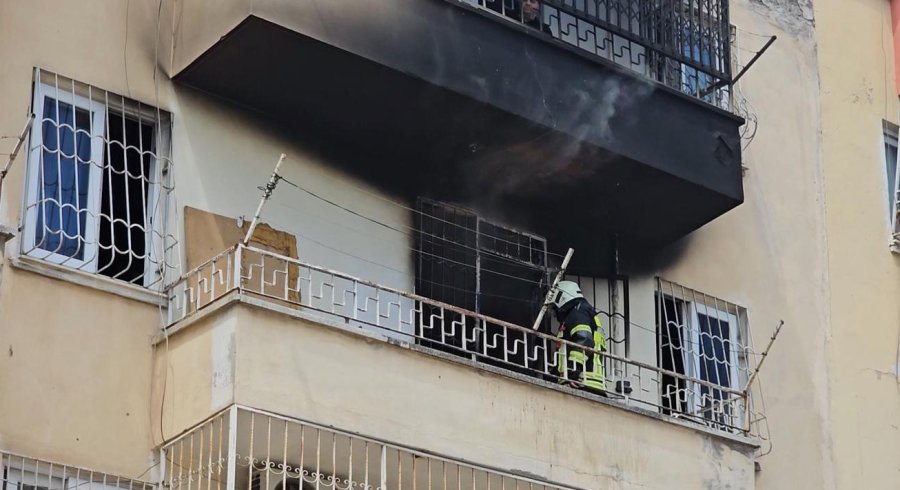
[174,0,744,274]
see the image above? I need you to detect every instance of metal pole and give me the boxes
[742,319,784,392]
[0,113,35,202]
[158,447,167,490]
[531,248,575,330]
[233,244,244,293]
[242,153,286,246]
[225,406,238,490]
[699,35,777,98]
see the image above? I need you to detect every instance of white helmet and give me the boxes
[552,281,583,310]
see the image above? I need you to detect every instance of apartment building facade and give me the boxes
[0,0,897,489]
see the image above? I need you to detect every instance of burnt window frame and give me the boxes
[414,198,550,367]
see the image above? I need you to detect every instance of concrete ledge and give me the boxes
[9,255,166,306]
[0,224,16,243]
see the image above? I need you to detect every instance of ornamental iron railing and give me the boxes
[166,245,766,437]
[454,0,733,110]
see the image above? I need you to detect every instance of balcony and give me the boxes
[163,406,582,490]
[0,452,155,490]
[171,0,745,274]
[164,244,764,430]
[159,245,760,487]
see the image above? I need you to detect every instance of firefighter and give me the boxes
[551,281,606,392]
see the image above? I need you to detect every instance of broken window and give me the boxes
[656,294,689,416]
[414,198,549,373]
[22,70,173,287]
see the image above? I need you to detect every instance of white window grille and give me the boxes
[21,69,177,287]
[655,279,750,430]
[1,452,154,490]
[882,121,900,250]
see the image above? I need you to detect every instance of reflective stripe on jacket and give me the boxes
[556,299,606,391]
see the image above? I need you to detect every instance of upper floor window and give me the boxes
[22,70,175,287]
[883,121,900,249]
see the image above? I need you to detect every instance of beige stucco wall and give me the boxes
[0,267,159,477]
[0,0,412,478]
[0,0,176,477]
[652,1,834,488]
[814,0,900,487]
[152,302,237,439]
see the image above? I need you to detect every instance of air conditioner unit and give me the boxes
[250,467,313,490]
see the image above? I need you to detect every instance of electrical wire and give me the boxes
[284,209,545,286]
[268,196,757,357]
[274,172,568,261]
[268,194,555,275]
[734,26,776,40]
[277,216,544,306]
[730,30,761,153]
[123,0,131,97]
[277,173,556,265]
[151,0,174,450]
[270,175,758,357]
[272,179,554,285]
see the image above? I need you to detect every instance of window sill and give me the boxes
[9,254,166,306]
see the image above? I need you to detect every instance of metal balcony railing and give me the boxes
[166,245,766,438]
[162,406,581,490]
[453,0,733,110]
[0,451,156,490]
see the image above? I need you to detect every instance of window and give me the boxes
[676,1,730,107]
[655,280,749,429]
[22,70,174,287]
[414,199,549,370]
[883,121,900,249]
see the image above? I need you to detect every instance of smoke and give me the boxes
[458,73,654,217]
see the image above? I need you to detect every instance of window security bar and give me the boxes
[166,245,766,437]
[453,0,734,110]
[0,451,156,490]
[893,172,900,251]
[19,69,178,288]
[887,121,900,251]
[654,278,761,434]
[162,406,583,490]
